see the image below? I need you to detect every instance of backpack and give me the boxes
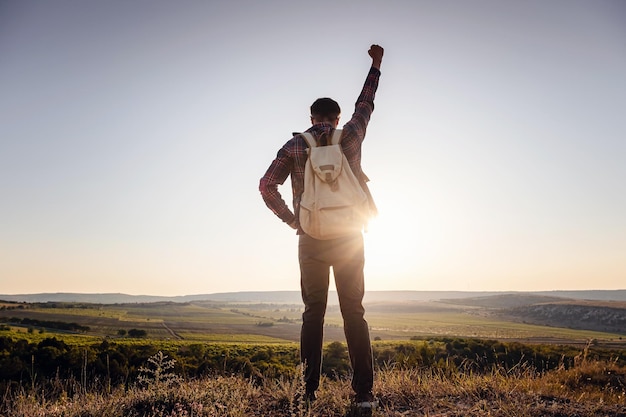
[299,129,372,240]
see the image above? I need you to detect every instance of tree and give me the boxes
[128,329,147,338]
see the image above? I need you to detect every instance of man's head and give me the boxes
[310,98,340,127]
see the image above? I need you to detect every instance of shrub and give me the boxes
[127,329,147,338]
[137,351,181,390]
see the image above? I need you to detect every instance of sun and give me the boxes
[362,187,429,288]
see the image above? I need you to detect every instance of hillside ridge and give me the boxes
[1,289,625,304]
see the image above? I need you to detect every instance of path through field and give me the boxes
[161,322,182,340]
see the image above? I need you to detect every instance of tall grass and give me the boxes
[3,355,624,417]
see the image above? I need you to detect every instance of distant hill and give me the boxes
[440,292,626,335]
[1,289,625,304]
[533,290,626,302]
[0,291,493,305]
[500,302,626,335]
[440,293,573,309]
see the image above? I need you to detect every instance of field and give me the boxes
[1,297,625,416]
[1,298,624,347]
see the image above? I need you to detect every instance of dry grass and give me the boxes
[3,360,625,417]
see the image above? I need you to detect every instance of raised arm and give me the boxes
[341,45,384,142]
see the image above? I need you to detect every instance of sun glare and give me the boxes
[363,189,431,288]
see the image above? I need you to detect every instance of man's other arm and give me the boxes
[259,145,297,229]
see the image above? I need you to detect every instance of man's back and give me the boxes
[259,58,381,232]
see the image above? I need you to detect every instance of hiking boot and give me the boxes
[352,393,378,416]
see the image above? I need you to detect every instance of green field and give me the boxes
[1,299,623,347]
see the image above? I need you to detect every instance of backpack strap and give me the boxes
[329,129,343,145]
[300,132,317,149]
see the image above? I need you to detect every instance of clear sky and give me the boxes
[1,0,625,296]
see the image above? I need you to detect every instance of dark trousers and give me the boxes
[298,232,373,397]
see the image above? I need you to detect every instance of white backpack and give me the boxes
[299,129,371,240]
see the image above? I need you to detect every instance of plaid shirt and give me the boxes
[259,66,381,231]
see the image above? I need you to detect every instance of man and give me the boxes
[259,44,383,408]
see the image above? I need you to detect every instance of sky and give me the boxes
[1,0,625,296]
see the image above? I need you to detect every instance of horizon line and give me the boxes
[2,288,625,298]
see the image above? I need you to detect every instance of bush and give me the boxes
[127,329,147,338]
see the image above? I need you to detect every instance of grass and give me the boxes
[0,327,100,345]
[175,333,294,344]
[1,328,293,347]
[363,311,617,338]
[3,356,625,416]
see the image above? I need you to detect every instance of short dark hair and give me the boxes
[310,98,341,121]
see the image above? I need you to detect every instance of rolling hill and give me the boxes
[1,289,625,304]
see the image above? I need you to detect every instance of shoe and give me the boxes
[355,399,378,410]
[353,393,378,416]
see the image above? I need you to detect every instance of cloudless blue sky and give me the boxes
[1,0,625,296]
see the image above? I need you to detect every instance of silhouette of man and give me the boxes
[259,44,384,409]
